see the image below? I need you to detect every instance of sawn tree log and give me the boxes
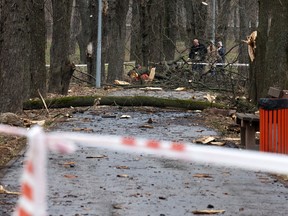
[23,96,225,110]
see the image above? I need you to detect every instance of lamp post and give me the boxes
[96,0,102,88]
[202,0,216,43]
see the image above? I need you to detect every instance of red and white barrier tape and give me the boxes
[13,127,47,216]
[0,124,288,216]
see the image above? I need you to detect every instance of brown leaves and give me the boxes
[193,173,213,179]
[62,161,76,168]
[63,174,78,179]
[192,209,225,214]
[115,165,130,170]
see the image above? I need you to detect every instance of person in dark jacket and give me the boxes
[216,41,225,73]
[188,38,207,72]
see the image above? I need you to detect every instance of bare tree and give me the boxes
[75,0,92,63]
[163,0,178,61]
[0,1,29,112]
[70,0,80,55]
[28,0,47,98]
[49,0,74,95]
[184,0,208,44]
[217,0,232,45]
[106,0,130,82]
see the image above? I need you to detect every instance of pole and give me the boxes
[96,0,102,88]
[212,0,216,43]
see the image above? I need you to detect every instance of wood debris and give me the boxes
[0,185,21,195]
[192,209,225,214]
[195,136,215,144]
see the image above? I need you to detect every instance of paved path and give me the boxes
[1,100,288,215]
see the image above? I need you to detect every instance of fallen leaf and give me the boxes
[72,128,84,131]
[63,174,78,179]
[114,80,130,86]
[193,173,213,179]
[113,204,124,209]
[116,166,130,169]
[63,161,76,168]
[192,209,225,214]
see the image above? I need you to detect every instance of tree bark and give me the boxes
[130,0,141,63]
[29,0,47,98]
[163,0,177,61]
[249,1,288,102]
[217,0,232,45]
[69,0,79,56]
[238,0,250,76]
[106,0,130,83]
[0,1,29,113]
[49,0,74,95]
[184,0,207,45]
[76,0,92,63]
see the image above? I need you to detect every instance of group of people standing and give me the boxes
[188,38,225,76]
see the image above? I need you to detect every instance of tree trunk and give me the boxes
[249,1,288,102]
[69,0,79,56]
[238,0,250,76]
[76,0,92,63]
[45,0,53,40]
[0,1,29,113]
[217,0,231,45]
[264,1,288,90]
[29,0,47,98]
[139,1,151,66]
[106,0,130,83]
[23,95,225,110]
[163,0,177,61]
[184,0,207,45]
[147,1,165,64]
[130,0,141,63]
[49,0,74,95]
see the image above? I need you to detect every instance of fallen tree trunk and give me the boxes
[23,95,226,110]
